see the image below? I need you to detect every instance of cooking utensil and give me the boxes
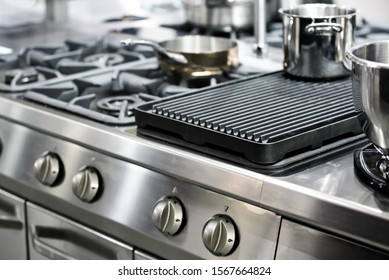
[121,35,238,77]
[346,40,389,152]
[184,0,253,31]
[279,4,356,79]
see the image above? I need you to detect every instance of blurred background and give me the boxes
[0,0,388,52]
[0,0,387,27]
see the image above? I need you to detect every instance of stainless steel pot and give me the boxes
[184,0,333,31]
[279,4,356,79]
[270,0,334,21]
[184,0,253,30]
[346,41,389,152]
[122,35,238,77]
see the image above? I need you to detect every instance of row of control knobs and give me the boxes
[34,152,237,256]
[152,197,237,256]
[33,152,100,202]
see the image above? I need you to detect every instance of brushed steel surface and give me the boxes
[262,153,389,252]
[1,0,389,260]
[134,249,159,260]
[27,203,133,260]
[0,114,279,259]
[1,92,389,256]
[276,219,389,259]
[0,96,264,204]
[0,189,27,260]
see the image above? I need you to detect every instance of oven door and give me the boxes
[26,203,133,260]
[0,188,27,260]
[276,219,389,259]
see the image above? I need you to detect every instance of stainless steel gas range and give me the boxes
[1,9,389,260]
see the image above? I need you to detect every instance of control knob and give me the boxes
[34,152,63,186]
[72,167,101,202]
[152,197,184,235]
[202,215,237,256]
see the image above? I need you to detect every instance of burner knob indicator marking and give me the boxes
[72,167,101,202]
[34,152,63,186]
[152,197,184,235]
[202,215,236,256]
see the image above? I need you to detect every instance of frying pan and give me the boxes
[121,35,238,77]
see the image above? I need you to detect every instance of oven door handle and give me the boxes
[32,234,76,260]
[0,214,24,230]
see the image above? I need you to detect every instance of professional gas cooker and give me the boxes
[1,18,389,260]
[0,33,366,174]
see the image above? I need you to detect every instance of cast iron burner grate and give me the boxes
[135,71,365,167]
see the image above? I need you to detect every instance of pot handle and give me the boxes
[121,39,188,65]
[305,23,343,35]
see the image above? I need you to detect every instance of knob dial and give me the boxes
[72,167,101,202]
[152,197,184,235]
[34,152,63,186]
[202,215,237,256]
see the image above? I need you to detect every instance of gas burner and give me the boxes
[4,67,40,86]
[96,94,158,117]
[178,75,226,88]
[84,53,125,67]
[354,144,389,194]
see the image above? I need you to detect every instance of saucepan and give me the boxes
[279,4,356,79]
[184,0,254,31]
[121,35,238,77]
[183,0,333,32]
[346,40,389,153]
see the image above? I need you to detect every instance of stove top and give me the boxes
[0,35,259,126]
[0,25,370,172]
[1,16,387,176]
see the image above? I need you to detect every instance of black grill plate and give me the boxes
[135,72,363,165]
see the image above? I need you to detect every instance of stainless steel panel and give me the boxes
[134,249,159,260]
[0,189,27,260]
[276,219,389,259]
[261,154,389,252]
[27,203,133,260]
[0,117,279,259]
[0,96,264,205]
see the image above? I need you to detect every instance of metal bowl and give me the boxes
[346,40,389,152]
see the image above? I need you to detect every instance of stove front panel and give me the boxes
[0,116,280,259]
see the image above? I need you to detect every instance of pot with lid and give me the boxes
[279,4,356,79]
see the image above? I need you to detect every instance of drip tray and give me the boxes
[135,71,365,169]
